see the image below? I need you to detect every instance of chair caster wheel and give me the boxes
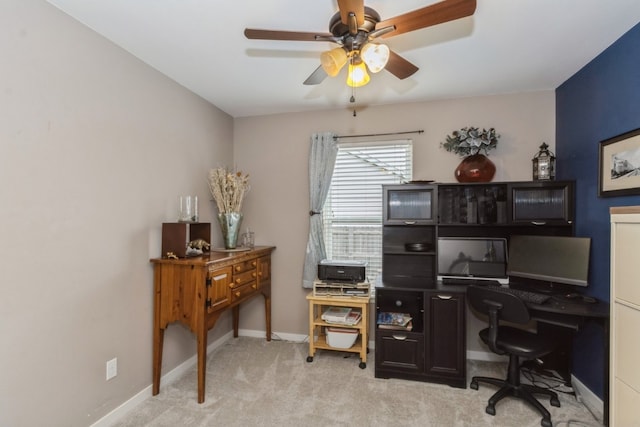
[485,405,496,416]
[541,418,552,427]
[359,362,366,369]
[550,396,560,407]
[470,381,478,390]
[306,356,313,362]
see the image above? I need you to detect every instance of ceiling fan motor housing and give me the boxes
[329,7,380,52]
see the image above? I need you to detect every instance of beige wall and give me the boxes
[234,91,556,352]
[1,1,233,426]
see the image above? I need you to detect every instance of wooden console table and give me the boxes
[150,246,275,403]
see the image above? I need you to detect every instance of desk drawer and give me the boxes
[376,331,424,373]
[231,282,258,303]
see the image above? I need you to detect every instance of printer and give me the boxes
[318,259,367,283]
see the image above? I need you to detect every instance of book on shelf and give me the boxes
[324,310,361,326]
[378,320,413,331]
[321,306,352,323]
[377,312,412,327]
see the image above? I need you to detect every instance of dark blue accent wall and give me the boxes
[556,22,640,399]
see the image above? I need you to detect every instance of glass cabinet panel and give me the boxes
[509,181,574,224]
[383,185,436,225]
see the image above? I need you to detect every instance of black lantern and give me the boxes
[532,142,555,181]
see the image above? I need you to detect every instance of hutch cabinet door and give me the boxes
[383,184,437,225]
[424,291,466,386]
[508,181,574,225]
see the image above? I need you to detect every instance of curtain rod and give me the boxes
[334,130,424,140]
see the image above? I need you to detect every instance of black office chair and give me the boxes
[467,285,560,427]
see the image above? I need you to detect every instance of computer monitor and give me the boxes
[507,235,591,288]
[437,237,508,284]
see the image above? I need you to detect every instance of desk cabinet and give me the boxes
[375,287,466,388]
[150,246,275,403]
[610,206,640,425]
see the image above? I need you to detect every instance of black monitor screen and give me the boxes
[507,235,591,287]
[437,237,508,284]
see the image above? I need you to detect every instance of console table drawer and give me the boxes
[232,269,257,287]
[233,259,257,274]
[231,282,258,303]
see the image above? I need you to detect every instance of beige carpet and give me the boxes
[114,337,602,427]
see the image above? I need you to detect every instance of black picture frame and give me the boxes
[598,127,640,197]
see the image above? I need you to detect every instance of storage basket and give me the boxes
[326,327,358,349]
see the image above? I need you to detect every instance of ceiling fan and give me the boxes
[244,0,477,87]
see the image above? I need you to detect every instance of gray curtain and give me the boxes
[302,132,338,288]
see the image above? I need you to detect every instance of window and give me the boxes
[322,140,413,283]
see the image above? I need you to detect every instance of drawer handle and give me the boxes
[235,278,242,284]
[403,221,416,225]
[235,265,242,272]
[251,261,257,267]
[252,284,257,290]
[235,291,241,297]
[437,294,452,300]
[531,221,546,226]
[252,272,257,278]
[392,334,407,341]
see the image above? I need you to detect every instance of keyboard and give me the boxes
[484,284,551,305]
[442,278,501,286]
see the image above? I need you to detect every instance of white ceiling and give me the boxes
[46,0,640,118]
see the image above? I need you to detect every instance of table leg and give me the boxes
[152,326,164,395]
[232,305,240,338]
[197,329,207,403]
[264,294,272,341]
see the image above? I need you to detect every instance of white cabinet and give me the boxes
[610,206,640,426]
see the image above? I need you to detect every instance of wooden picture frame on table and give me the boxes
[599,127,640,197]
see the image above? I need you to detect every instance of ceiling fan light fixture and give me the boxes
[320,47,348,77]
[347,61,370,87]
[361,43,390,73]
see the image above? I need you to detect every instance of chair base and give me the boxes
[470,361,561,427]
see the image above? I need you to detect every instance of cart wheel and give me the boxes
[306,356,313,363]
[359,362,366,369]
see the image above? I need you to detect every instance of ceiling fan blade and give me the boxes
[337,0,365,26]
[384,51,419,80]
[376,0,476,39]
[244,28,333,42]
[303,66,328,85]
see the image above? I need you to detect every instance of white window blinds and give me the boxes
[322,140,413,283]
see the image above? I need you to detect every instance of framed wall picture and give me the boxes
[599,128,640,197]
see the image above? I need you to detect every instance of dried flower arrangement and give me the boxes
[207,167,250,213]
[441,127,500,157]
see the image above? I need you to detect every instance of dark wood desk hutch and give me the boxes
[376,181,574,387]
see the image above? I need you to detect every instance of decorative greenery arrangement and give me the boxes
[441,127,500,157]
[207,167,250,213]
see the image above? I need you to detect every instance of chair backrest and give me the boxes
[467,286,531,355]
[467,285,530,325]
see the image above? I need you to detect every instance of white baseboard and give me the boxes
[572,374,604,424]
[90,330,234,427]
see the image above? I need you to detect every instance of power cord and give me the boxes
[521,366,575,395]
[521,366,604,426]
